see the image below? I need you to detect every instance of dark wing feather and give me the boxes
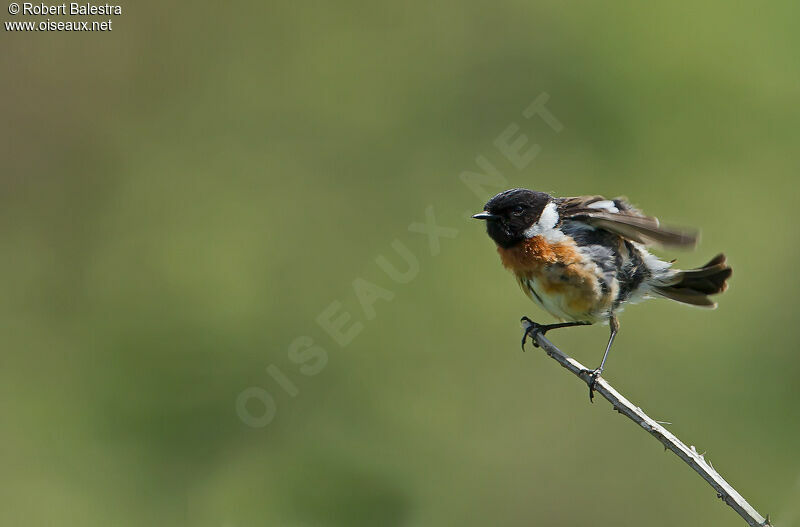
[556,196,698,248]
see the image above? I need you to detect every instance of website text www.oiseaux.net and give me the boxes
[5,18,113,31]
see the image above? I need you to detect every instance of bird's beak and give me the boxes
[472,211,499,221]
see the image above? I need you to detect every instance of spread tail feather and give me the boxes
[651,253,732,308]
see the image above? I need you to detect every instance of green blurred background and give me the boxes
[2,1,800,525]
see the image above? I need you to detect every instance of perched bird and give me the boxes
[473,189,731,398]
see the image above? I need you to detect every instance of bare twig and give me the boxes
[524,320,771,527]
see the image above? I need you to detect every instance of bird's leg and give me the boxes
[520,316,591,351]
[583,315,619,402]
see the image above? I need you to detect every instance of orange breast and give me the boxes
[497,236,608,320]
[497,235,582,273]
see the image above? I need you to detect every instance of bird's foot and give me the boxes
[581,367,603,402]
[520,317,543,351]
[520,317,592,351]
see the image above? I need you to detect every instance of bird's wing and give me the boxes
[556,195,698,248]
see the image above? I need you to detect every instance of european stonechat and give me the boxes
[473,189,731,399]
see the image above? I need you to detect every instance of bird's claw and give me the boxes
[520,317,542,351]
[581,368,603,402]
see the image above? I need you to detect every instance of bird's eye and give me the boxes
[512,205,525,215]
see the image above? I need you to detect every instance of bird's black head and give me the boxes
[472,188,552,248]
